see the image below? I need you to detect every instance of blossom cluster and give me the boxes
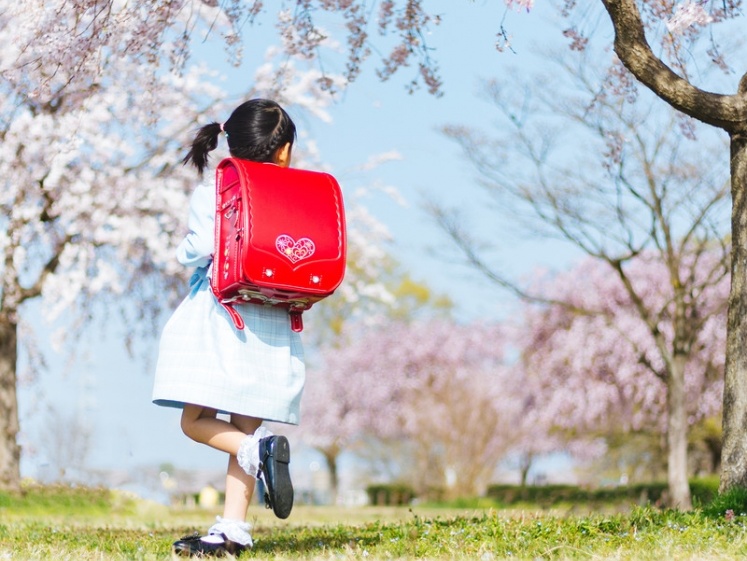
[0,0,393,353]
[666,1,713,34]
[300,319,513,496]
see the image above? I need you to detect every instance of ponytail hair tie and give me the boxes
[220,122,225,133]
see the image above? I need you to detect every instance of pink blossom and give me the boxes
[515,249,727,444]
[298,319,516,497]
[505,0,535,12]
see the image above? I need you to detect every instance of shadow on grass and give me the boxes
[250,522,385,556]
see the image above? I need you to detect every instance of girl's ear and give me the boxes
[273,143,293,168]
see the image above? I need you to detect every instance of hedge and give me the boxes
[366,483,416,506]
[365,477,720,507]
[485,476,719,508]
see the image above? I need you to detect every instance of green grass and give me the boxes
[2,483,747,560]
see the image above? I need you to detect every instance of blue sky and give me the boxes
[18,2,583,495]
[290,0,582,318]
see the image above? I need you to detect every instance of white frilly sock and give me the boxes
[237,426,272,477]
[208,516,253,547]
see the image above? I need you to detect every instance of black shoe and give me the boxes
[258,435,293,519]
[173,532,248,557]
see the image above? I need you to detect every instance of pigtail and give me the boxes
[182,122,223,175]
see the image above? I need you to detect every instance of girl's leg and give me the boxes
[179,404,292,525]
[224,413,264,520]
[181,405,263,518]
[174,406,263,553]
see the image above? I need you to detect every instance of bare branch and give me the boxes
[601,0,747,131]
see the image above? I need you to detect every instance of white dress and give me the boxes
[152,180,305,425]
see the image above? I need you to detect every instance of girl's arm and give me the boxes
[176,181,214,269]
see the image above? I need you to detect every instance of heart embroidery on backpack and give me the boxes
[276,235,316,263]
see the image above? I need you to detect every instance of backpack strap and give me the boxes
[211,282,246,330]
[289,311,303,333]
[218,295,303,333]
[223,303,245,331]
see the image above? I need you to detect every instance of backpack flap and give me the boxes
[236,159,346,300]
[211,158,346,332]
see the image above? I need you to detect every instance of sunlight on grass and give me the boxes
[2,484,747,560]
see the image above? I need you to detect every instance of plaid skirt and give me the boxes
[152,272,305,425]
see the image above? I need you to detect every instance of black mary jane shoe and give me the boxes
[172,532,248,558]
[258,435,294,519]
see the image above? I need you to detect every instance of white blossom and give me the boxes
[666,2,713,34]
[0,1,392,353]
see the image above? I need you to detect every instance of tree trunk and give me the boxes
[0,316,21,492]
[667,354,691,509]
[323,449,339,505]
[519,454,532,487]
[720,127,747,493]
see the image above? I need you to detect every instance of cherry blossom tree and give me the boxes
[513,251,728,483]
[0,57,213,491]
[210,3,745,504]
[260,0,747,505]
[237,0,746,505]
[266,0,747,504]
[6,2,446,103]
[10,0,747,503]
[0,1,399,492]
[435,37,731,507]
[558,2,747,499]
[0,0,236,492]
[298,319,519,499]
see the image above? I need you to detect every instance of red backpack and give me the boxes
[210,158,347,332]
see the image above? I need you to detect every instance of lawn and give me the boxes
[1,483,746,560]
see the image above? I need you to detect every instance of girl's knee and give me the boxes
[180,404,216,440]
[230,414,263,435]
[180,411,195,439]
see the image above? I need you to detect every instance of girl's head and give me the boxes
[183,99,297,175]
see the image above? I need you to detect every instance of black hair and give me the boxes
[182,99,297,175]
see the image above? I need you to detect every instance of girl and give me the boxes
[152,99,303,557]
